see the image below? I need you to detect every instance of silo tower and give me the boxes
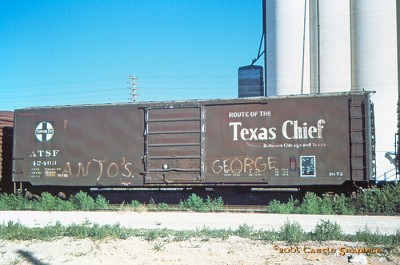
[264,0,399,180]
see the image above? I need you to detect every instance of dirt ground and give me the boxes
[1,237,399,265]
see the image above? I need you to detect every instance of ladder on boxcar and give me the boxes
[348,96,374,181]
[143,105,205,184]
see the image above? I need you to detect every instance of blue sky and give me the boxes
[0,1,262,110]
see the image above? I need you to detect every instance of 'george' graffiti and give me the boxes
[61,157,134,180]
[211,156,278,175]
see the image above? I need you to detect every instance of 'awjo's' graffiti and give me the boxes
[61,156,134,180]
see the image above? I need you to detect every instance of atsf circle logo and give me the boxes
[35,121,54,142]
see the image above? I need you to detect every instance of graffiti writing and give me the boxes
[211,156,278,175]
[61,156,134,180]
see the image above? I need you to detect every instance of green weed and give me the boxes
[354,184,400,214]
[179,194,224,212]
[0,193,31,210]
[236,224,254,238]
[31,192,74,211]
[152,241,167,252]
[268,197,299,214]
[71,191,96,210]
[312,220,344,241]
[279,220,309,243]
[0,220,399,249]
[266,183,400,215]
[130,200,142,210]
[94,195,109,210]
[333,194,355,215]
[298,192,322,214]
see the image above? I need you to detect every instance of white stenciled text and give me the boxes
[229,119,325,141]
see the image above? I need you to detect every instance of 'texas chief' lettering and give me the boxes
[229,119,325,141]
[282,119,325,140]
[229,122,277,141]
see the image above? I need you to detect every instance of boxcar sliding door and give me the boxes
[143,106,205,184]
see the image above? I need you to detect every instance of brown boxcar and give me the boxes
[12,92,374,191]
[0,112,14,192]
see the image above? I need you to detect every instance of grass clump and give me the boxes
[279,220,309,243]
[267,192,356,215]
[267,197,299,214]
[333,194,355,215]
[130,200,148,212]
[147,198,171,212]
[0,191,224,213]
[354,184,400,214]
[31,192,74,211]
[179,194,224,212]
[130,200,142,209]
[298,193,323,214]
[0,220,399,253]
[266,184,400,215]
[312,220,344,241]
[0,193,32,210]
[71,191,96,210]
[0,191,111,211]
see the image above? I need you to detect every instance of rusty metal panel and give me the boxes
[203,93,371,186]
[13,105,145,187]
[0,112,14,191]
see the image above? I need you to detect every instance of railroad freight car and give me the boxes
[12,92,374,194]
[0,112,14,193]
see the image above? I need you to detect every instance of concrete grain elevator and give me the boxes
[264,0,398,180]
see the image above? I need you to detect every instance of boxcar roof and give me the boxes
[16,91,372,111]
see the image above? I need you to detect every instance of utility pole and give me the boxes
[128,75,139,102]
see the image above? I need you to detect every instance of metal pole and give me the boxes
[301,0,307,94]
[128,76,139,102]
[317,0,321,94]
[263,0,267,96]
